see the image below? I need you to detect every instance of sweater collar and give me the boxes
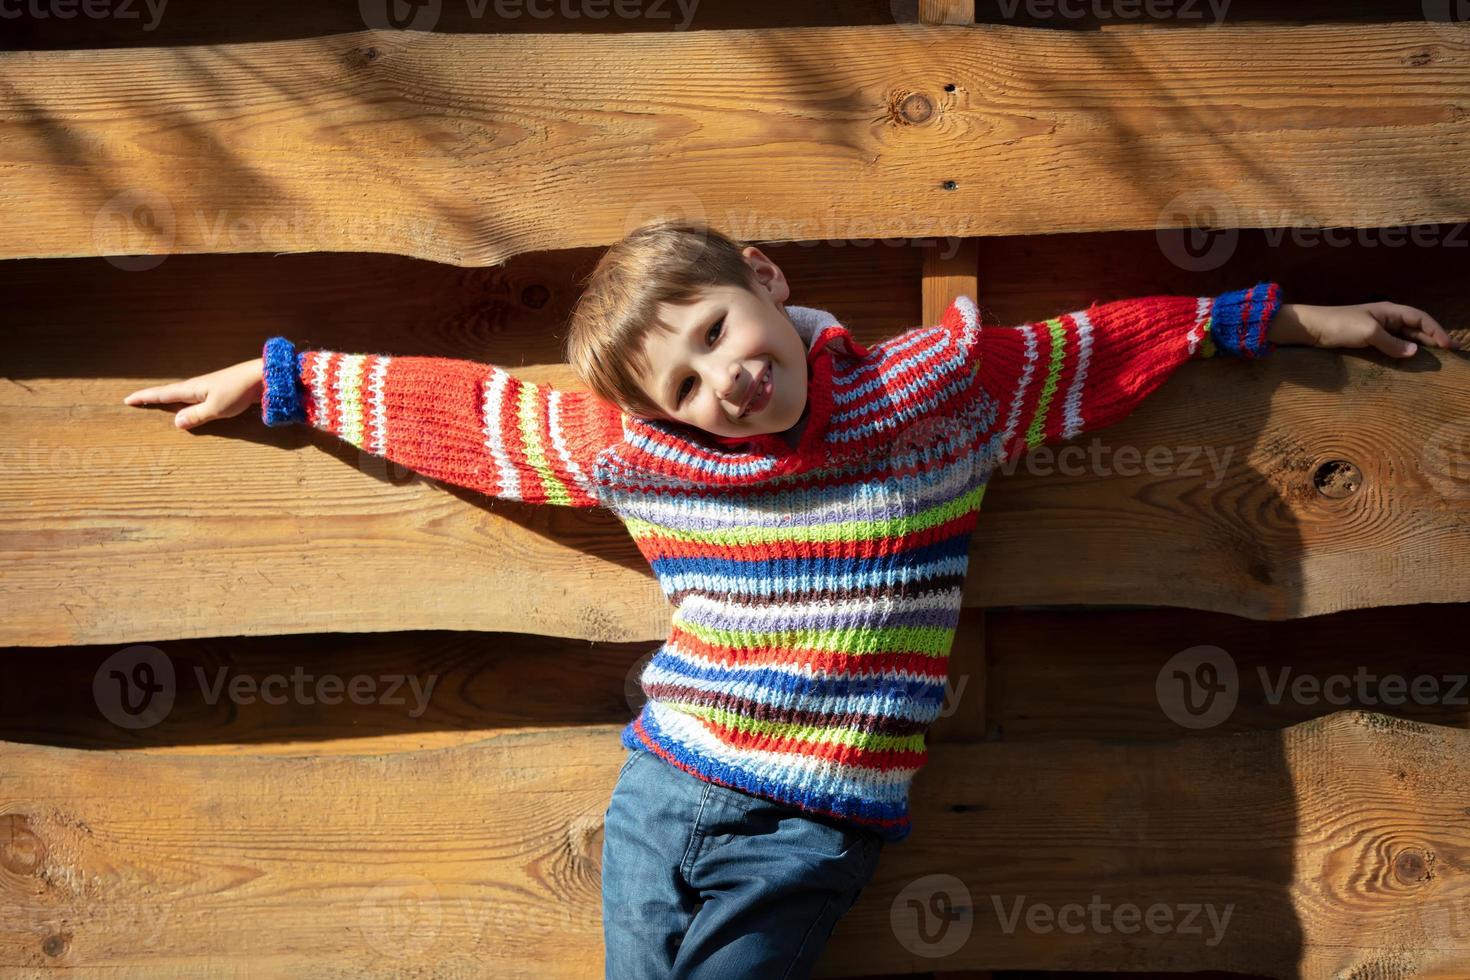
[611,303,870,485]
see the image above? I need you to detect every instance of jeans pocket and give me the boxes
[615,747,642,781]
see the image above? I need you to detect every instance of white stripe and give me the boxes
[481,370,520,500]
[606,446,982,529]
[999,325,1041,452]
[1185,295,1211,356]
[642,656,944,725]
[1060,310,1093,440]
[647,700,917,804]
[306,351,332,426]
[368,355,391,456]
[657,640,951,698]
[952,294,980,348]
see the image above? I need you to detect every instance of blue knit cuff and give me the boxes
[1210,282,1282,359]
[261,335,307,426]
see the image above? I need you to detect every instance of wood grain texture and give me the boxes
[0,710,1463,976]
[6,340,1463,645]
[2,21,1467,264]
[0,0,1432,50]
[4,229,1468,645]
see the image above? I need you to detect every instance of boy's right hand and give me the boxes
[122,357,265,430]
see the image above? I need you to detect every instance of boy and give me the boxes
[123,219,1456,978]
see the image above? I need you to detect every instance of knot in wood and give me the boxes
[0,813,45,875]
[1393,848,1429,884]
[1313,459,1361,498]
[898,93,934,125]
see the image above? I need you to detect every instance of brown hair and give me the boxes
[565,218,764,420]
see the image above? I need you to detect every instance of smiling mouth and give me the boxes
[740,363,773,418]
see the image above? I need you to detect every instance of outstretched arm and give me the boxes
[959,283,1281,463]
[261,336,624,508]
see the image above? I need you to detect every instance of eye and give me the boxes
[674,317,724,407]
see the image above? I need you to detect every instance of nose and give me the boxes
[716,361,744,405]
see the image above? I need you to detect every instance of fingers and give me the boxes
[122,381,212,428]
[123,381,204,406]
[1368,323,1419,359]
[1374,302,1459,350]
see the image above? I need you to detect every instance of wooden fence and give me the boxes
[2,3,1468,977]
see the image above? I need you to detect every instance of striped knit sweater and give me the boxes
[261,282,1281,842]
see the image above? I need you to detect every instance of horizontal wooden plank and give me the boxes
[5,229,1469,645]
[0,0,1428,50]
[981,603,1470,742]
[0,710,1463,976]
[2,21,1467,264]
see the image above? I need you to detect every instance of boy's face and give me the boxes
[635,248,809,440]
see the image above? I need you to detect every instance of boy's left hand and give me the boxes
[1271,301,1460,358]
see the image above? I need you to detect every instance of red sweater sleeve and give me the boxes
[956,283,1281,463]
[259,337,624,508]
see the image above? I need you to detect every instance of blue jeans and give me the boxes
[601,746,884,979]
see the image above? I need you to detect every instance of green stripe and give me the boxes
[1024,318,1067,450]
[668,700,927,754]
[624,484,985,546]
[674,619,957,659]
[336,354,367,452]
[1198,317,1218,359]
[517,382,572,506]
